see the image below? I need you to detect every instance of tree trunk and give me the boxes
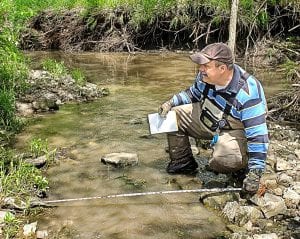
[228,0,239,61]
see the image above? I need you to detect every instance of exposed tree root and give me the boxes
[267,86,300,123]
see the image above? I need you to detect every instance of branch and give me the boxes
[268,95,298,114]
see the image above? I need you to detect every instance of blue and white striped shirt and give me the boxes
[170,64,269,170]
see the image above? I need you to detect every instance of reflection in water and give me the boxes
[18,52,284,238]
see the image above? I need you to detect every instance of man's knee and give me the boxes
[208,154,247,173]
[210,130,247,173]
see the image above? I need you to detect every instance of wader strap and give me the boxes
[203,84,210,97]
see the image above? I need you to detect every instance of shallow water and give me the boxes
[16,52,284,238]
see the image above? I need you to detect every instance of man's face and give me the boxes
[199,60,227,85]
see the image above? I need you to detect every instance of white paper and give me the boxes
[148,111,178,134]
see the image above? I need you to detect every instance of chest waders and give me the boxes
[166,72,250,175]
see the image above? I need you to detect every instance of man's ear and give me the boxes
[220,64,226,72]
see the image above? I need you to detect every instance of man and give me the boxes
[158,42,269,194]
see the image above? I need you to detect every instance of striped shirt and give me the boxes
[170,64,269,170]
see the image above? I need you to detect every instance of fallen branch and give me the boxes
[268,95,298,114]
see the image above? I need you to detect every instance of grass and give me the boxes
[0,148,49,200]
[41,58,68,78]
[2,212,21,239]
[71,68,86,85]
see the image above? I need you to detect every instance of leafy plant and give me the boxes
[28,137,57,166]
[71,68,86,85]
[115,174,146,189]
[29,138,49,158]
[0,155,49,199]
[0,89,24,132]
[2,212,20,239]
[41,59,68,78]
[281,59,299,81]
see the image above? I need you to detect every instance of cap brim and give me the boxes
[190,53,210,65]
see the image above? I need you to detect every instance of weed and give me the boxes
[2,212,20,239]
[28,137,57,164]
[281,59,299,81]
[0,147,49,201]
[115,174,146,189]
[41,58,68,78]
[71,68,86,86]
[29,138,49,158]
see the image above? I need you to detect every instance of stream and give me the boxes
[15,51,285,239]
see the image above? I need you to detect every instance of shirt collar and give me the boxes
[216,64,241,94]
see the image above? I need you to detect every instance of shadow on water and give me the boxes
[16,51,286,238]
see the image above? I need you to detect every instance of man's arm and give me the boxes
[170,73,206,106]
[238,76,269,171]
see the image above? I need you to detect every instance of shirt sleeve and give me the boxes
[171,73,206,106]
[237,76,269,170]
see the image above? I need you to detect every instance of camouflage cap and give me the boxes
[190,43,233,65]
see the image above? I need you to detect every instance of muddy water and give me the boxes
[17,52,284,238]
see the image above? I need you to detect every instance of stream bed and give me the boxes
[16,51,285,238]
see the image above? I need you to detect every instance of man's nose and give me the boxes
[199,65,205,72]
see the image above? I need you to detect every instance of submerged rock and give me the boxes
[23,221,37,237]
[100,152,138,167]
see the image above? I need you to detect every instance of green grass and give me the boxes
[0,89,24,132]
[41,58,68,78]
[71,68,86,85]
[0,146,49,238]
[0,149,49,200]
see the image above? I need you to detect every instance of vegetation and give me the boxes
[71,68,86,85]
[2,212,20,239]
[41,58,86,85]
[0,140,51,238]
[12,0,299,51]
[0,29,28,134]
[41,59,68,78]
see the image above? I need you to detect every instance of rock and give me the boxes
[275,158,293,171]
[234,206,264,226]
[283,188,300,208]
[100,152,138,167]
[263,179,278,190]
[223,201,240,222]
[24,155,47,168]
[252,233,278,239]
[0,211,8,223]
[128,118,144,124]
[251,193,287,219]
[226,224,247,233]
[272,187,283,196]
[295,149,300,159]
[30,70,50,79]
[3,197,26,210]
[196,170,229,188]
[191,145,199,155]
[228,232,252,239]
[16,102,34,116]
[202,192,240,210]
[278,173,293,187]
[37,230,48,239]
[23,221,37,237]
[292,182,300,194]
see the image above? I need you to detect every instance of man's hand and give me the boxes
[158,100,173,118]
[242,169,263,194]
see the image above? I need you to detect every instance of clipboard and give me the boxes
[148,111,178,134]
